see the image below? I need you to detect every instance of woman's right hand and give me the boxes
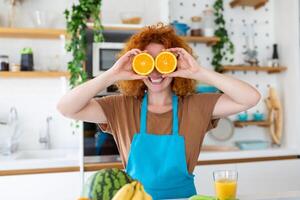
[108,49,146,82]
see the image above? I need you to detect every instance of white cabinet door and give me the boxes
[194,159,300,196]
[194,164,237,195]
[0,172,81,200]
[236,159,300,196]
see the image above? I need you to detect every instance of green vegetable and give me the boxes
[82,168,133,200]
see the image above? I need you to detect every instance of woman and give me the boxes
[57,24,260,199]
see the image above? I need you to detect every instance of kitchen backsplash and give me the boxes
[0,78,79,150]
[169,0,278,146]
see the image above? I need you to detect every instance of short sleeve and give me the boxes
[94,95,120,134]
[190,93,223,132]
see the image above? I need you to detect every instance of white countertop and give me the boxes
[0,147,298,171]
[0,149,79,171]
[199,147,299,161]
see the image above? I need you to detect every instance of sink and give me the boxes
[13,149,78,160]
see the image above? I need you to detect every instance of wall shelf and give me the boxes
[181,36,220,45]
[220,65,287,74]
[0,71,70,78]
[0,27,67,39]
[234,120,271,128]
[230,0,268,10]
[0,27,220,45]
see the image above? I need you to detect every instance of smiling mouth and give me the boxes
[148,77,164,85]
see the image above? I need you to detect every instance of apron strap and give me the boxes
[140,92,179,135]
[140,93,148,134]
[172,94,179,135]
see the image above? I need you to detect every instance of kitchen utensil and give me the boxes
[202,9,215,36]
[213,170,238,200]
[252,111,265,121]
[208,117,235,141]
[265,87,283,145]
[0,55,9,71]
[237,112,248,121]
[31,10,57,28]
[171,21,190,36]
[120,12,142,24]
[235,140,270,150]
[190,16,202,36]
[20,47,34,71]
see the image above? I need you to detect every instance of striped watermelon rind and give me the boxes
[83,168,133,200]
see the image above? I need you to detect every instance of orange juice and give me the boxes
[214,178,237,200]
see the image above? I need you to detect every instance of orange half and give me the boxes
[132,53,155,75]
[155,51,177,74]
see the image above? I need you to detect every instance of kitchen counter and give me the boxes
[0,147,299,176]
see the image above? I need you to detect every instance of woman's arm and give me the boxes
[57,49,145,123]
[166,47,261,118]
[194,68,261,118]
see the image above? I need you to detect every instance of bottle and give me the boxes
[272,44,279,67]
[0,55,9,71]
[190,16,202,36]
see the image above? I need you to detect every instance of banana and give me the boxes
[140,184,152,200]
[131,182,145,200]
[112,182,136,200]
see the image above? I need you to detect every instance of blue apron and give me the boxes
[126,93,196,200]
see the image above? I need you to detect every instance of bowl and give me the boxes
[252,112,265,121]
[237,112,248,121]
[120,12,142,24]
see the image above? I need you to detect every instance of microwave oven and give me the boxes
[92,42,124,77]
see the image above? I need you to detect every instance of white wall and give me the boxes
[274,0,300,153]
[0,0,79,150]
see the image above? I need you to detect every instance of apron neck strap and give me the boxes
[140,92,179,135]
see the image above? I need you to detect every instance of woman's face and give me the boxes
[142,43,173,93]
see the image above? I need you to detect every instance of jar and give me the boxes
[190,16,202,36]
[0,55,9,71]
[202,9,215,36]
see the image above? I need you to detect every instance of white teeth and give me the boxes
[150,77,163,83]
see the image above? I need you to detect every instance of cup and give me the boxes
[213,170,238,200]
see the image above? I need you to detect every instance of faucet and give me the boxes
[39,116,52,149]
[0,107,21,155]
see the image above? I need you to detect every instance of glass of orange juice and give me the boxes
[213,170,238,200]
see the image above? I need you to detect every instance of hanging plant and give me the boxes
[212,0,235,72]
[64,0,104,88]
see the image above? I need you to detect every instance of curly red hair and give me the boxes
[117,23,197,98]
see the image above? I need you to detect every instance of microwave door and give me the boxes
[99,49,120,71]
[92,42,124,77]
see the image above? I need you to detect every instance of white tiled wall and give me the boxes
[0,78,80,150]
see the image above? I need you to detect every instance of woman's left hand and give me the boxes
[163,47,201,79]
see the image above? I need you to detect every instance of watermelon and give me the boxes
[82,168,133,200]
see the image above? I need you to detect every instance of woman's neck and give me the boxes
[147,89,173,106]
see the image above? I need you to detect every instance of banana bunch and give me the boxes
[112,181,152,200]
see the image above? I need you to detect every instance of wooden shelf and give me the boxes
[0,71,70,78]
[181,36,220,45]
[230,0,268,9]
[220,65,287,73]
[0,27,220,46]
[0,27,67,39]
[234,120,271,128]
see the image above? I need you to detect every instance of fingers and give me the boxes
[162,71,181,78]
[130,74,147,80]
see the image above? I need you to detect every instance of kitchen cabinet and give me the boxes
[0,172,81,200]
[194,159,300,196]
